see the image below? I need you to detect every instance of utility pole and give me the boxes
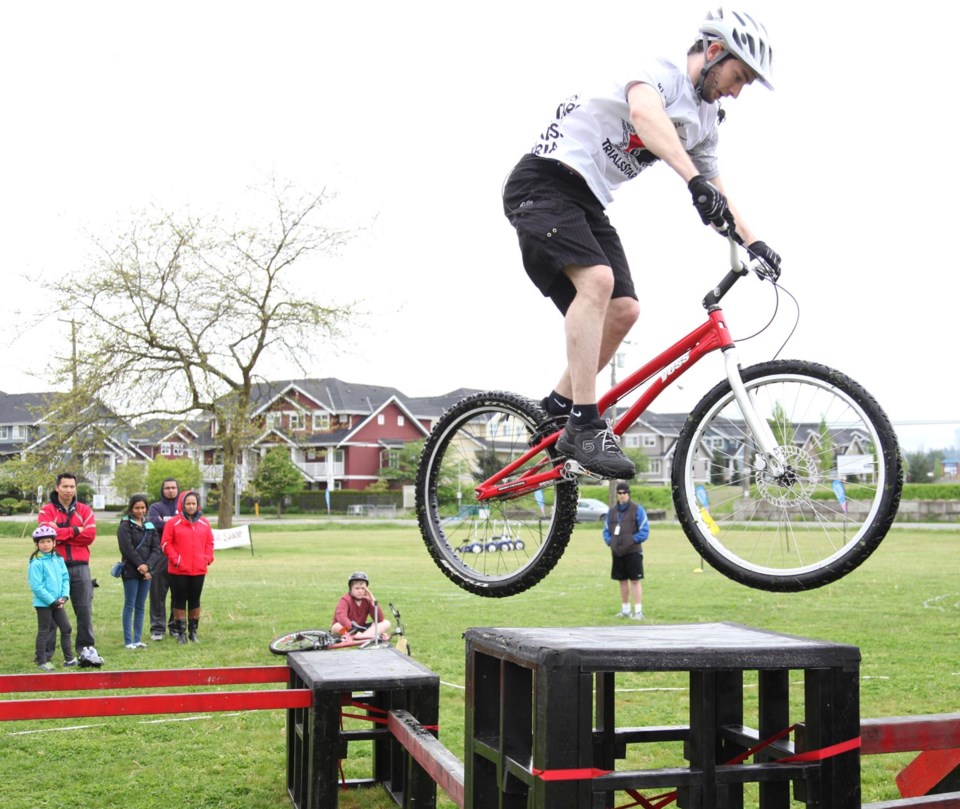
[606,346,629,506]
[69,319,78,392]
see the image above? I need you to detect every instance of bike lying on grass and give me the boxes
[416,237,903,597]
[269,603,410,656]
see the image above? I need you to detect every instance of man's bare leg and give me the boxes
[552,293,640,405]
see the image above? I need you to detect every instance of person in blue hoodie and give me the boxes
[602,482,650,620]
[147,478,179,640]
[28,525,74,671]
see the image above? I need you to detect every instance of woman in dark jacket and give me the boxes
[117,493,163,648]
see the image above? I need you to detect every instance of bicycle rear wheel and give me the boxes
[268,629,337,655]
[672,360,902,591]
[416,391,578,597]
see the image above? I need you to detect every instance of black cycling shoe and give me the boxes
[555,419,636,479]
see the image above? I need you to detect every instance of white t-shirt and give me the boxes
[530,57,720,205]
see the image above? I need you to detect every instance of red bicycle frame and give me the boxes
[475,307,736,502]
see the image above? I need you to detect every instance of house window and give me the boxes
[624,434,639,448]
[649,460,662,475]
[313,412,330,431]
[0,426,9,440]
[381,449,400,469]
[160,442,171,455]
[377,414,385,425]
[642,435,657,448]
[289,412,303,431]
[172,443,184,456]
[397,415,405,427]
[265,412,281,430]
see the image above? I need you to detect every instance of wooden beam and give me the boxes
[0,689,312,721]
[0,666,290,694]
[388,708,465,809]
[862,715,960,755]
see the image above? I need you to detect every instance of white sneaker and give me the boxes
[631,611,644,621]
[80,646,104,667]
[125,643,138,650]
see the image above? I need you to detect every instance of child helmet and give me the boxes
[32,525,58,542]
[348,571,369,587]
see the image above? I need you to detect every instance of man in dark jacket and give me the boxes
[602,482,650,620]
[147,478,179,640]
[37,472,102,667]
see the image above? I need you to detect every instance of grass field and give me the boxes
[1,518,958,808]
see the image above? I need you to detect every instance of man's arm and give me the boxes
[73,504,96,547]
[634,505,650,543]
[627,83,701,182]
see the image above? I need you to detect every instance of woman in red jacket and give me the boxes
[161,491,214,644]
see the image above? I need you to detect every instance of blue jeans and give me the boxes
[122,578,151,645]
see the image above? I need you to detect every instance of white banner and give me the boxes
[213,525,253,554]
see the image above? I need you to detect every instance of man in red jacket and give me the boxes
[37,472,103,667]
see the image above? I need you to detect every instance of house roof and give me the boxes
[247,378,483,421]
[0,391,52,424]
[132,418,205,444]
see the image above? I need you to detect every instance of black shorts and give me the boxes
[611,553,644,582]
[503,153,637,315]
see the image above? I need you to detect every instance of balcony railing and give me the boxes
[294,461,344,479]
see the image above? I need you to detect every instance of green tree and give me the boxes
[905,450,938,483]
[381,440,424,484]
[814,416,835,475]
[45,182,357,528]
[768,401,794,448]
[111,462,147,503]
[252,447,305,516]
[0,459,51,509]
[145,458,203,501]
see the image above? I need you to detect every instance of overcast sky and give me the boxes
[2,1,957,452]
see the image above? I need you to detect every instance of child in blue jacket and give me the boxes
[28,525,74,671]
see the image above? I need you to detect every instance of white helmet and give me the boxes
[700,8,774,90]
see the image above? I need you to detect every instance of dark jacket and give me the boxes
[602,501,650,557]
[117,516,164,580]
[147,479,180,535]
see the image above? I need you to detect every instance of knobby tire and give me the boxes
[672,360,903,591]
[416,391,578,597]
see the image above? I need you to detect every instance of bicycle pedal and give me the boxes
[560,459,605,482]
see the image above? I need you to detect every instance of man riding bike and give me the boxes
[502,7,781,479]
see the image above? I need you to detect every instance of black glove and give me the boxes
[747,240,782,281]
[688,175,735,231]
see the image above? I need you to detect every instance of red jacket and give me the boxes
[161,491,214,576]
[38,493,97,565]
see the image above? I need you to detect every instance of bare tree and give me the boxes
[45,183,357,527]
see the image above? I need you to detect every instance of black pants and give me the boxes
[36,606,73,664]
[169,573,205,612]
[46,563,94,657]
[148,561,174,634]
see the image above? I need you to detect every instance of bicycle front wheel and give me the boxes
[416,391,578,597]
[268,629,337,655]
[672,360,903,591]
